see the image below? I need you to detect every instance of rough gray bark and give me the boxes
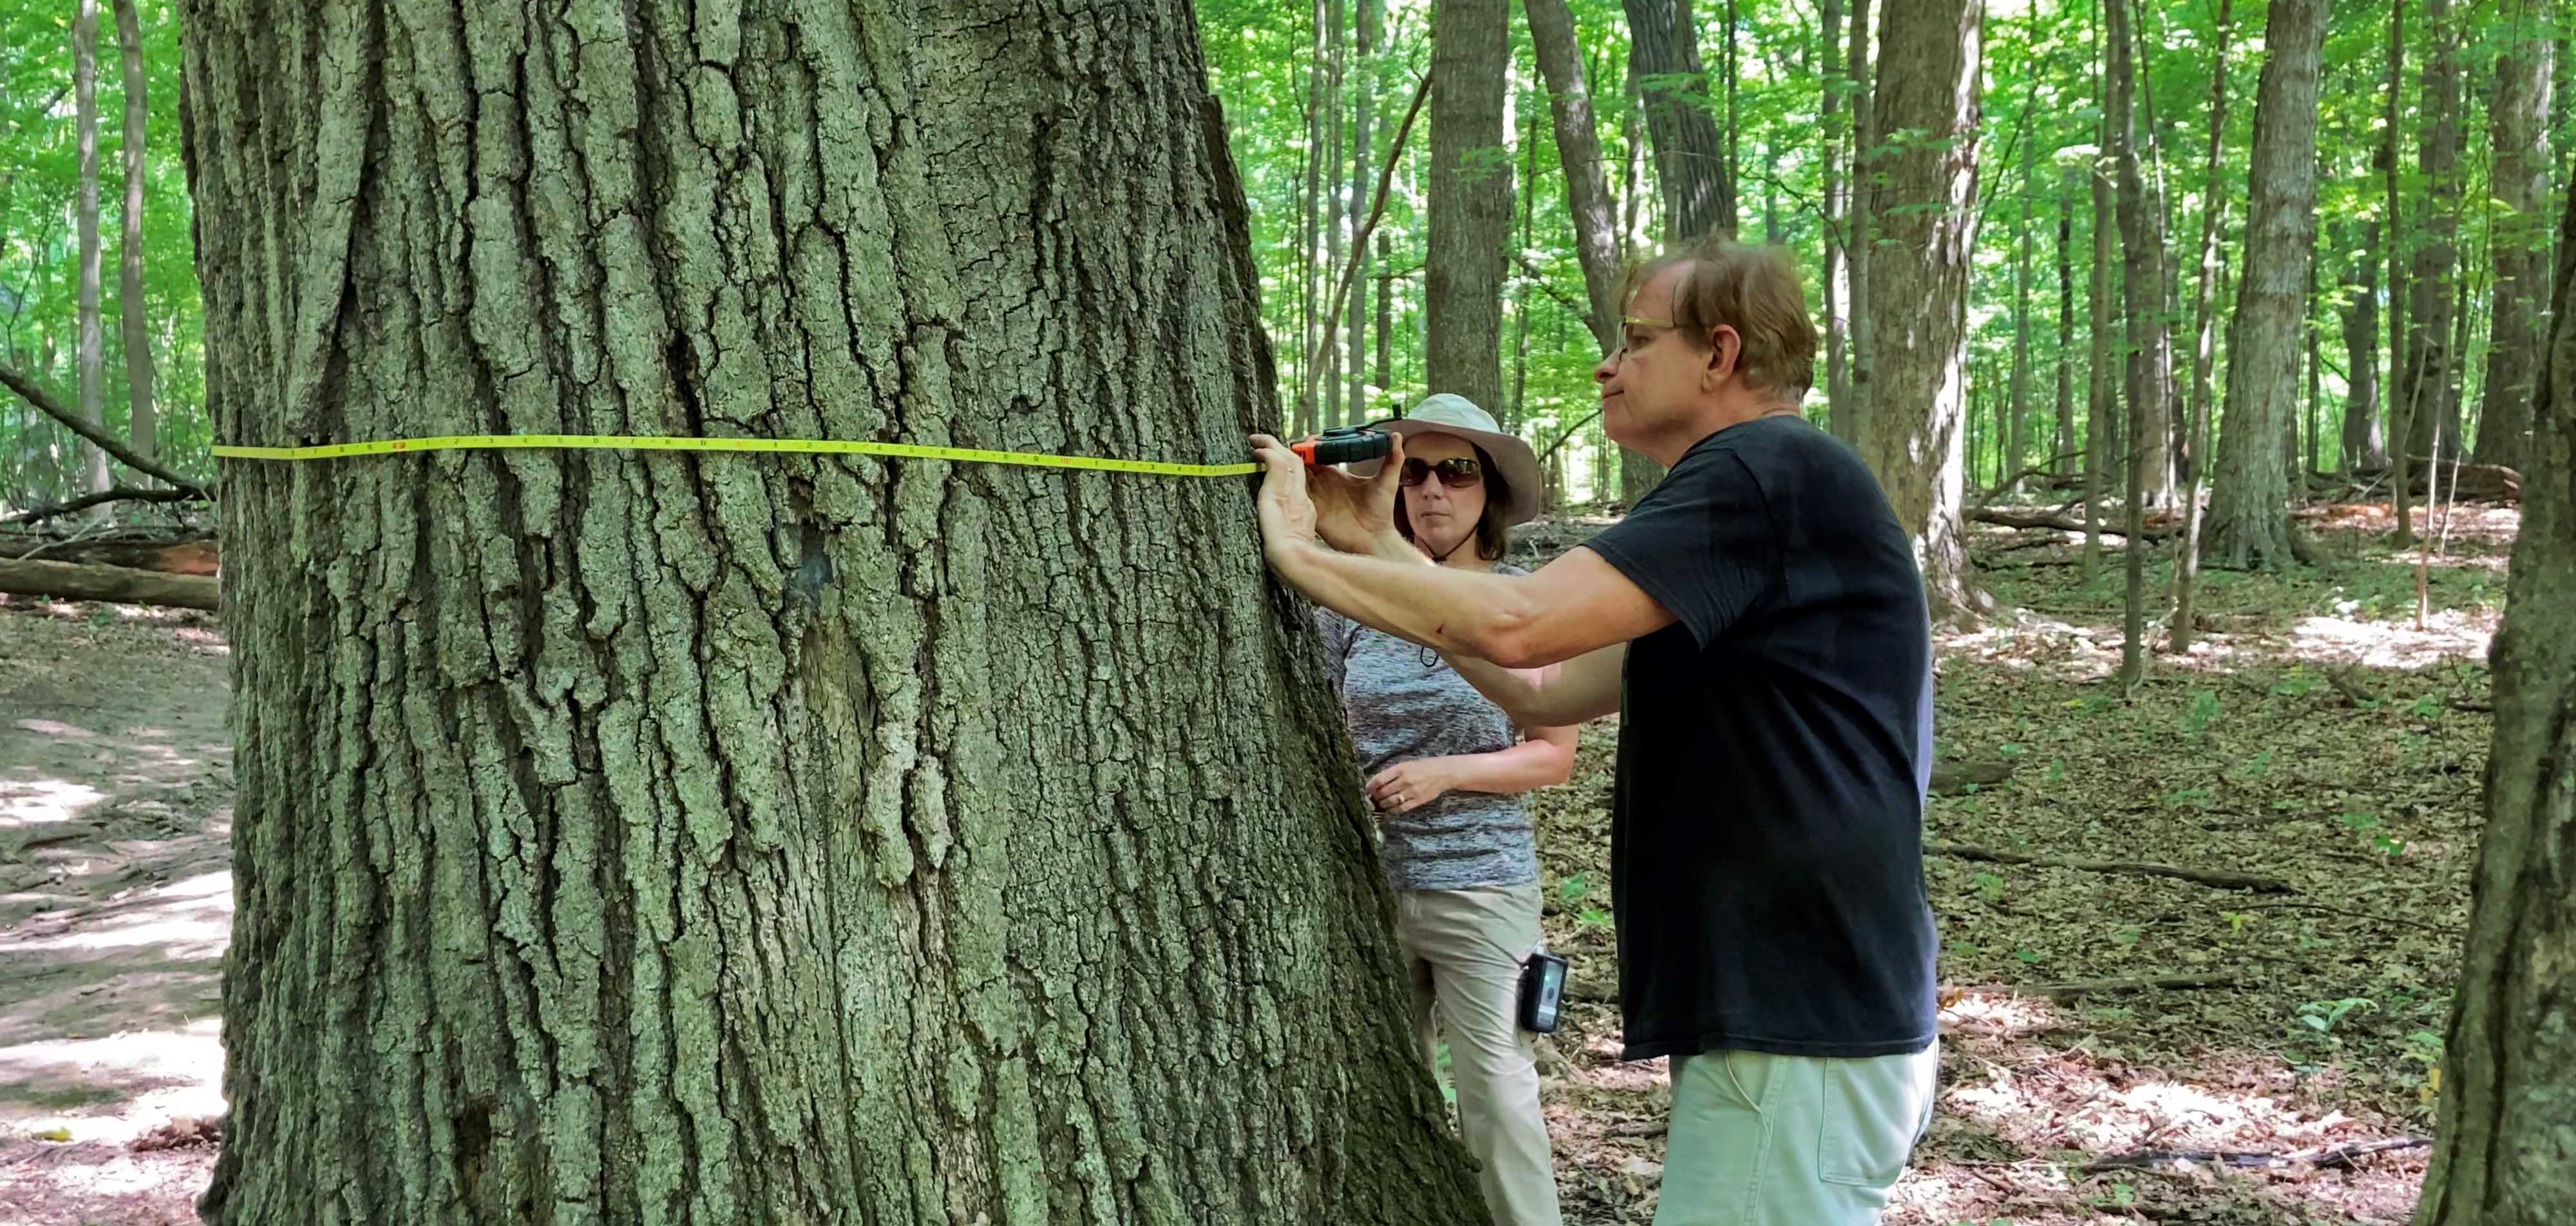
[178,2,1489,1221]
[2476,4,2553,471]
[1525,0,1623,353]
[2342,221,2387,470]
[2200,0,2325,572]
[1428,0,1511,414]
[112,0,153,463]
[1861,0,1982,621]
[2411,142,2576,1226]
[2106,0,2175,513]
[73,0,108,499]
[2403,0,2465,462]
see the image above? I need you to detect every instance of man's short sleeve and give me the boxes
[1580,446,1779,648]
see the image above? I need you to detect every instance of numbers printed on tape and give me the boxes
[211,434,1262,477]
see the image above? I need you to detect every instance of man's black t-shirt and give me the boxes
[1582,414,1937,1060]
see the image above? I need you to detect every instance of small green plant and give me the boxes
[2410,694,2443,718]
[1973,871,2007,903]
[2221,911,2249,935]
[2012,947,2045,965]
[2108,925,2143,946]
[1557,873,1587,905]
[2235,749,2275,778]
[2272,667,2320,696]
[2180,689,2223,737]
[2340,811,2383,832]
[1577,906,1612,928]
[2298,997,2376,1034]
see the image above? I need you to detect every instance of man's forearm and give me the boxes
[1268,541,1522,658]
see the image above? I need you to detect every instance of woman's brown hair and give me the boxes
[1393,443,1513,562]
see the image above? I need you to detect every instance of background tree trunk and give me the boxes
[1348,0,1378,426]
[1428,0,1512,414]
[1525,0,1623,352]
[2055,164,2076,478]
[1617,0,1732,501]
[2007,120,2032,497]
[2085,137,2119,580]
[179,2,1490,1221]
[2403,0,2464,462]
[112,0,153,464]
[2387,0,2416,545]
[2410,134,2576,1226]
[1822,0,1851,434]
[1321,0,1346,426]
[2181,0,2234,499]
[2200,0,2326,572]
[2342,220,2387,470]
[1844,0,1876,448]
[2106,0,2176,514]
[2475,2,2552,471]
[1861,0,1982,621]
[73,0,108,500]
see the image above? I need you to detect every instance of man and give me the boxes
[1250,240,1938,1224]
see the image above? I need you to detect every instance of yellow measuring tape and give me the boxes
[211,433,1261,477]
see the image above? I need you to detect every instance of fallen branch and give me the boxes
[0,359,213,500]
[2022,973,2233,1001]
[2082,1135,2429,1174]
[1926,843,2296,893]
[0,557,219,610]
[1971,507,2179,540]
[5,485,207,524]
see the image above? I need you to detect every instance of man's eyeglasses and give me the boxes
[1400,457,1484,488]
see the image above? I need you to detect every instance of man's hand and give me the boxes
[1366,757,1456,814]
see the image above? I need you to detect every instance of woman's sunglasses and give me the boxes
[1400,456,1484,488]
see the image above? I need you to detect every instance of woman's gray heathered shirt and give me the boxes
[1316,563,1542,892]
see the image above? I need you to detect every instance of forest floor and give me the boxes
[0,497,2505,1225]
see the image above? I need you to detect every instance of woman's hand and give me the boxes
[1367,757,1458,815]
[1307,432,1406,557]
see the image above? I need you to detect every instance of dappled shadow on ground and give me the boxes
[1,600,231,1225]
[1524,505,2496,1225]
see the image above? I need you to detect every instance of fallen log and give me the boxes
[1925,842,2295,893]
[2327,459,2523,503]
[0,557,219,610]
[0,532,220,575]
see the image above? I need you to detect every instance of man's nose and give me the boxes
[1595,352,1618,385]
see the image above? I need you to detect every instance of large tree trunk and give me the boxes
[2341,220,2387,471]
[2199,0,2325,571]
[2105,0,2176,513]
[1525,0,1623,353]
[1428,0,1511,414]
[2404,0,2465,462]
[73,0,108,500]
[2475,3,2553,471]
[178,3,1489,1222]
[2410,133,2576,1226]
[112,0,154,464]
[1861,0,1982,622]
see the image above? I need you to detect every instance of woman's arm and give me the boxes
[1363,723,1578,814]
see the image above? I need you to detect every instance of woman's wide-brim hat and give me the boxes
[1352,393,1546,526]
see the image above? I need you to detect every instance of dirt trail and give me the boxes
[1,601,232,1225]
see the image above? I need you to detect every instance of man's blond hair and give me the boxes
[1616,240,1819,399]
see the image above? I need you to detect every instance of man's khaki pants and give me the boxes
[1394,883,1562,1226]
[1653,1042,1939,1225]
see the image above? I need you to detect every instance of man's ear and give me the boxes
[1703,326,1741,381]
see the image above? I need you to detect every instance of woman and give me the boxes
[1311,394,1571,1226]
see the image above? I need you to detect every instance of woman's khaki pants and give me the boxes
[1394,881,1562,1226]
